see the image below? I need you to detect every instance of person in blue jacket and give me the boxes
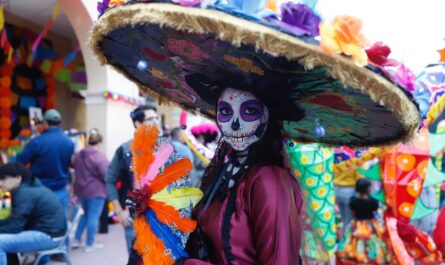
[16,109,74,212]
[0,162,67,265]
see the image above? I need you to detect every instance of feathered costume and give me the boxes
[128,125,203,265]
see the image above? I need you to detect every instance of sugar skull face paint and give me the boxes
[217,88,269,151]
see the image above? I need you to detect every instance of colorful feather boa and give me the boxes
[130,125,203,264]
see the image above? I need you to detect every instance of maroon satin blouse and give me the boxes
[185,165,303,265]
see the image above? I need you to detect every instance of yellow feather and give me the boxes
[152,187,203,210]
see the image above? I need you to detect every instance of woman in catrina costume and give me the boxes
[90,1,421,264]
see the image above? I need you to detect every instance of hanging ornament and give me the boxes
[315,120,326,137]
[137,60,148,71]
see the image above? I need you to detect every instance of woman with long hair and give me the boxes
[89,1,421,264]
[181,71,304,264]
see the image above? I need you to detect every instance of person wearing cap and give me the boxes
[106,104,160,253]
[16,109,74,212]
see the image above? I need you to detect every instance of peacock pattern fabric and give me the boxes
[129,125,203,265]
[285,141,336,260]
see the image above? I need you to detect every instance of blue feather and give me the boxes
[214,0,274,18]
[300,0,319,10]
[145,210,189,260]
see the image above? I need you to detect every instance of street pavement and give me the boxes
[51,223,128,265]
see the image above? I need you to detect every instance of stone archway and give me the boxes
[57,0,139,157]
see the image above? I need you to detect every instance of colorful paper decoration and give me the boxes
[103,91,145,105]
[30,3,61,60]
[0,191,11,220]
[0,19,89,149]
[179,111,214,165]
[286,142,336,260]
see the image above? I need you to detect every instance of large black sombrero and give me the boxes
[89,1,421,147]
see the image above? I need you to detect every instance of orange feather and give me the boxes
[131,125,159,185]
[149,200,197,233]
[150,158,192,194]
[134,215,174,265]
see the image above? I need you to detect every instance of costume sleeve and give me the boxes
[183,259,213,265]
[249,167,302,265]
[106,146,124,201]
[16,139,37,165]
[0,191,33,233]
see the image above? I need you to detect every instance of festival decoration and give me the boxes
[397,221,443,264]
[335,81,445,263]
[0,191,11,220]
[355,127,444,264]
[433,207,445,256]
[30,2,61,63]
[0,19,87,150]
[438,48,445,63]
[103,91,145,105]
[179,111,215,165]
[286,142,336,260]
[129,125,203,265]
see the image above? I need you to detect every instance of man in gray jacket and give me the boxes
[106,105,160,253]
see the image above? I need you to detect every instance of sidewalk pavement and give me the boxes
[51,223,128,265]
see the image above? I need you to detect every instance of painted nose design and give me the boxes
[231,118,240,131]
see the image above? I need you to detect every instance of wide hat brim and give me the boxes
[89,3,420,147]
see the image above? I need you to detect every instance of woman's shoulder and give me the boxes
[350,196,377,206]
[242,165,303,212]
[244,165,299,193]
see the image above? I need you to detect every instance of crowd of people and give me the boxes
[0,105,210,264]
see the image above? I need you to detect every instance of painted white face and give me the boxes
[217,88,269,151]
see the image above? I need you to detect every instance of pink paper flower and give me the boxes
[172,0,203,6]
[395,64,416,92]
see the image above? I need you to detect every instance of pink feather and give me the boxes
[140,142,174,185]
[180,111,187,128]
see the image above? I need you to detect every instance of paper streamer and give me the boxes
[0,6,4,31]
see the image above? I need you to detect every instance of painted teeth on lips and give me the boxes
[224,131,254,139]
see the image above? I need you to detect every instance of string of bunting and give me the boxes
[0,3,86,150]
[103,91,145,105]
[0,6,13,63]
[30,2,61,64]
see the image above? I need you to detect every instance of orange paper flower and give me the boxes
[109,0,127,7]
[320,16,368,66]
